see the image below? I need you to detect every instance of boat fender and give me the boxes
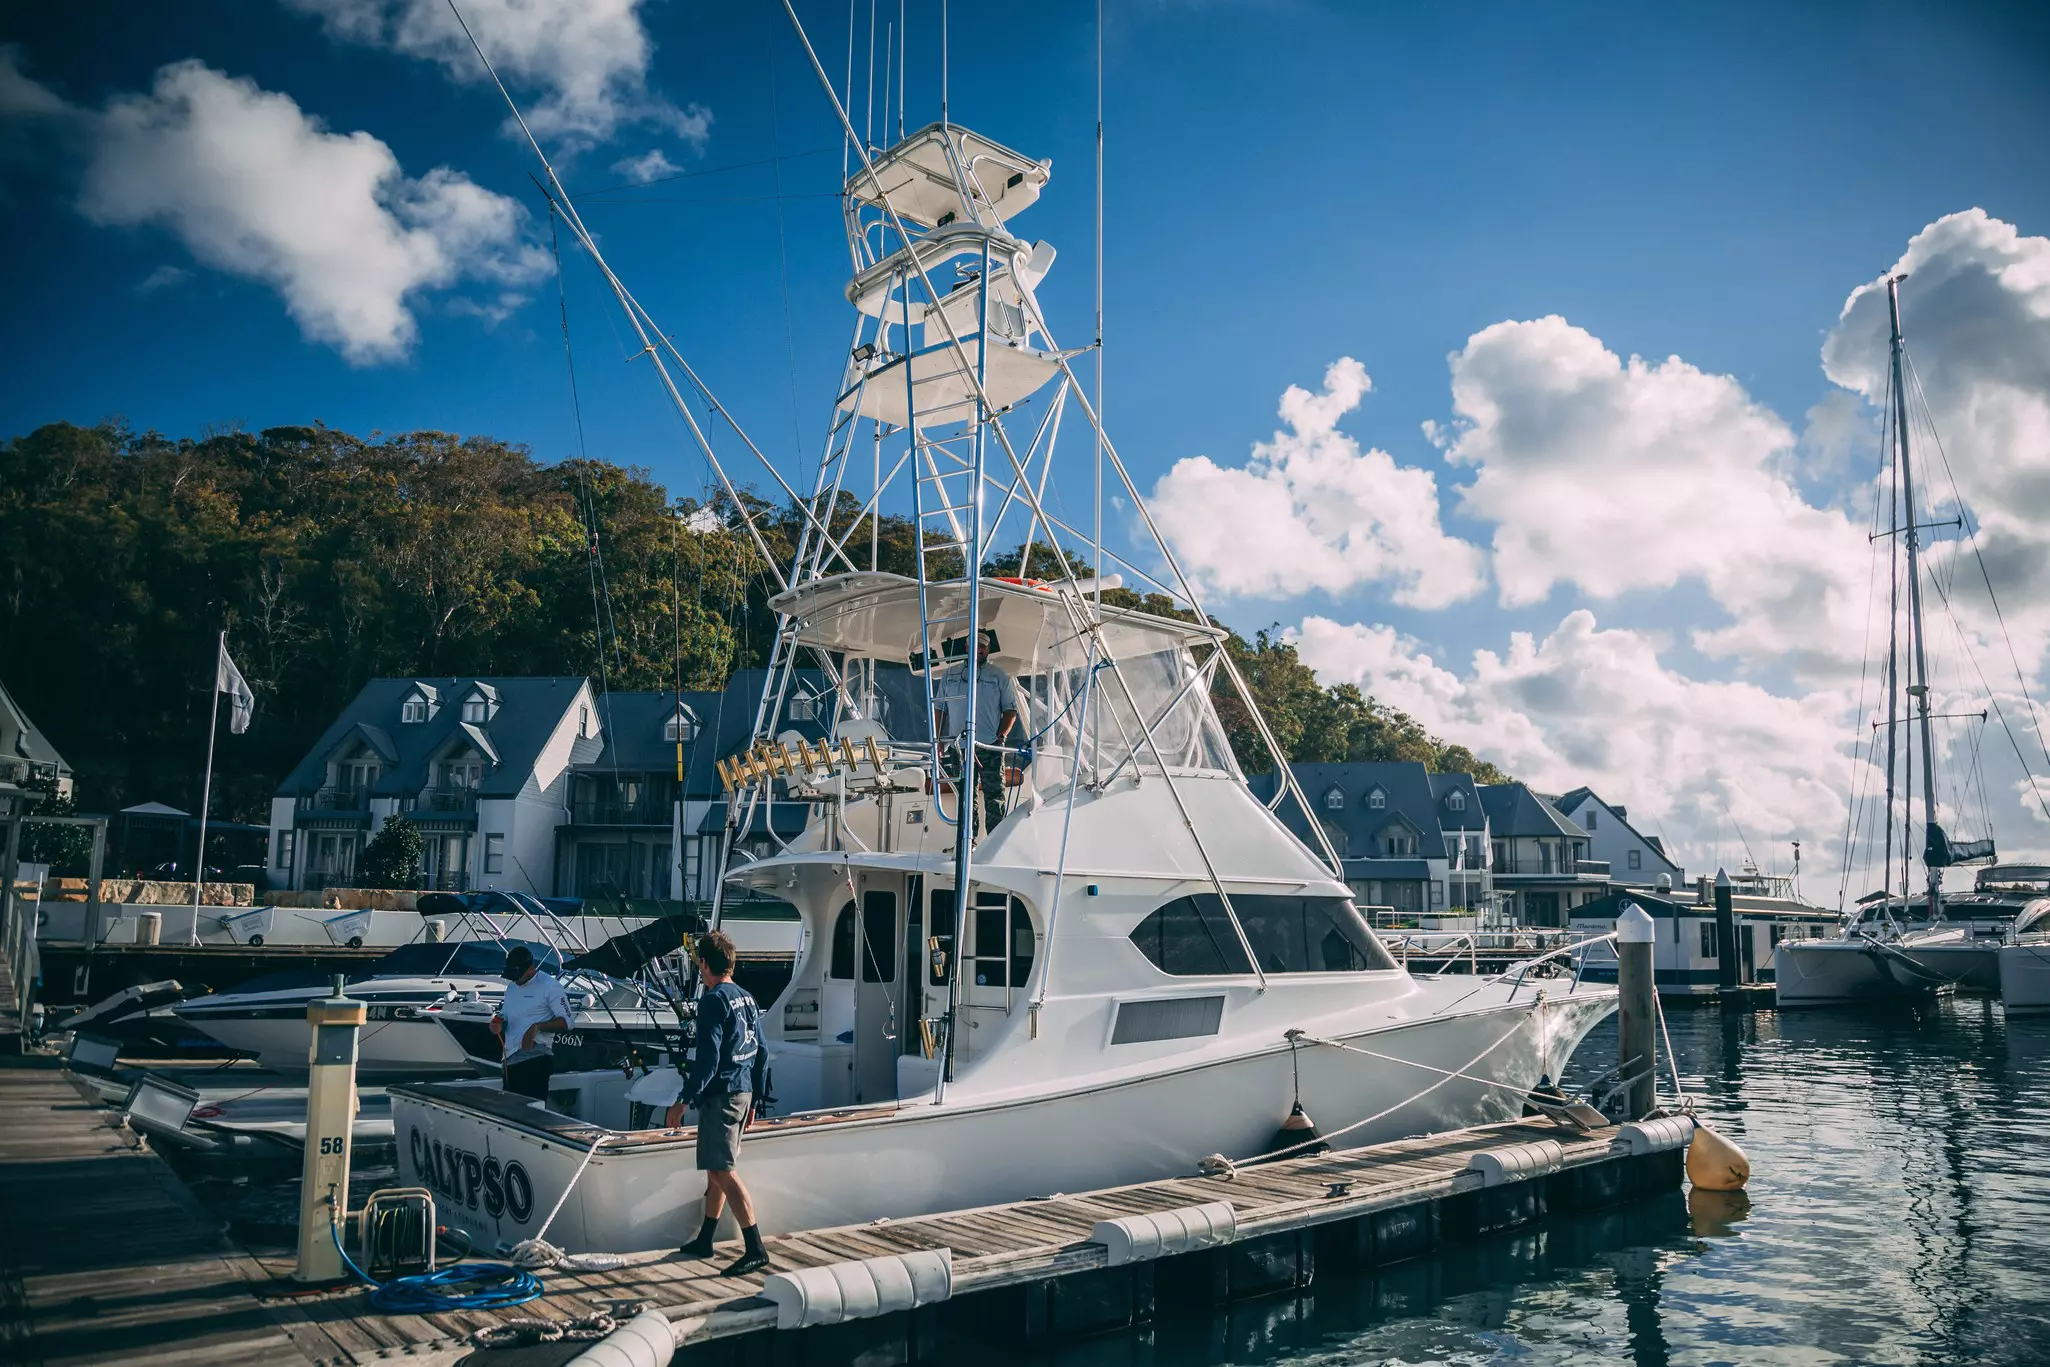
[1091,1201,1237,1266]
[1686,1123,1751,1191]
[1266,1102,1329,1157]
[1617,1114,1696,1156]
[623,1067,685,1109]
[562,1309,675,1367]
[1467,1139,1565,1187]
[761,1248,953,1330]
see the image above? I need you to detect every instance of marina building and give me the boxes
[1547,786,1686,888]
[0,677,73,809]
[266,672,825,903]
[1477,782,1611,927]
[1252,762,1493,920]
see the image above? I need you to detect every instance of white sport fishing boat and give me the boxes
[1776,277,2047,1008]
[174,938,564,1078]
[174,891,657,1076]
[390,35,1617,1253]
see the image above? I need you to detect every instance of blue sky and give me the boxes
[6,0,2049,878]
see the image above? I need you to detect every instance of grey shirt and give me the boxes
[935,660,1018,746]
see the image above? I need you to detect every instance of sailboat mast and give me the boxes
[1880,358,1901,916]
[1887,274,1942,920]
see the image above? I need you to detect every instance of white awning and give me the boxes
[768,572,1221,673]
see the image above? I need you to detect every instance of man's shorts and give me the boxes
[696,1090,751,1171]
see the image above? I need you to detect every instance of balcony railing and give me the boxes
[301,786,370,813]
[570,794,671,825]
[421,787,478,814]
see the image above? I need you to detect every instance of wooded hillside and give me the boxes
[0,421,1507,821]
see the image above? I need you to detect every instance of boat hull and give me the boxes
[391,988,1614,1252]
[1773,939,1970,1005]
[181,1010,476,1078]
[1998,942,2050,1014]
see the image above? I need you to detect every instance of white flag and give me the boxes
[217,640,255,734]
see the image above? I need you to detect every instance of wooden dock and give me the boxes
[0,1042,1687,1365]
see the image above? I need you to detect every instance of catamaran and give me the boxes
[389,13,1619,1253]
[1776,277,2050,1006]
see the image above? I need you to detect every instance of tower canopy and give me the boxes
[846,122,1050,228]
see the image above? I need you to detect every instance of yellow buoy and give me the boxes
[1686,1123,1751,1191]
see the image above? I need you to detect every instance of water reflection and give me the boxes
[978,999,2050,1365]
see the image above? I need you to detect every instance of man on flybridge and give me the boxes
[933,630,1019,837]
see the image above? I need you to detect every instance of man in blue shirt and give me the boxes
[672,930,771,1275]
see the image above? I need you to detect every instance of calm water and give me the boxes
[172,1000,2050,1365]
[1029,999,2050,1367]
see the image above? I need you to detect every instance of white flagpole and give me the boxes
[190,631,225,946]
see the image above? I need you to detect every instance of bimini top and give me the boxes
[769,572,1222,671]
[845,122,1050,228]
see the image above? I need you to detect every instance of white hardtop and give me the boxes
[846,121,1050,227]
[770,571,1222,668]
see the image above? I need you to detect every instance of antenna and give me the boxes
[1093,0,1103,607]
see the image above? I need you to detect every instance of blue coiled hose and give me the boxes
[331,1220,543,1312]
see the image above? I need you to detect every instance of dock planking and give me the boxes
[0,1046,1676,1365]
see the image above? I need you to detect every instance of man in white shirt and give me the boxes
[490,945,571,1100]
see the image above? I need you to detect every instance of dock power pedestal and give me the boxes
[294,978,364,1284]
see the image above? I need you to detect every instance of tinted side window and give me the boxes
[1231,895,1395,973]
[1129,894,1394,975]
[1129,896,1252,976]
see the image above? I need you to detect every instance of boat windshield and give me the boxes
[367,939,564,978]
[837,647,1234,788]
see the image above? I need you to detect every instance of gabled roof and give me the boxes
[1252,761,1450,860]
[1427,771,1486,830]
[277,677,589,798]
[1547,785,1684,875]
[0,680,71,773]
[582,671,832,799]
[1478,782,1583,838]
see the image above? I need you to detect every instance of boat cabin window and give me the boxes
[970,890,1033,988]
[828,904,857,980]
[1700,922,1717,958]
[860,891,897,983]
[1129,894,1396,976]
[828,896,900,981]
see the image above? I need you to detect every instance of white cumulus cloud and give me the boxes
[1431,316,1873,678]
[610,147,680,183]
[1150,357,1487,609]
[1823,209,2050,657]
[1290,611,1869,882]
[284,0,711,153]
[77,60,549,364]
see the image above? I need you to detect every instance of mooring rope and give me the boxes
[509,1131,625,1272]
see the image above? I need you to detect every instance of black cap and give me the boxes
[502,945,536,981]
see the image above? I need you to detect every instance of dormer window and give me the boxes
[402,697,427,724]
[1447,791,1466,812]
[1324,786,1344,811]
[463,697,488,725]
[788,696,816,722]
[664,710,697,743]
[1367,788,1386,810]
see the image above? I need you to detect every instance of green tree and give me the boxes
[358,814,424,890]
[16,778,94,876]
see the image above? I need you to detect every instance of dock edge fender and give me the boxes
[1091,1201,1238,1266]
[762,1247,954,1329]
[1616,1114,1697,1156]
[1467,1139,1566,1186]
